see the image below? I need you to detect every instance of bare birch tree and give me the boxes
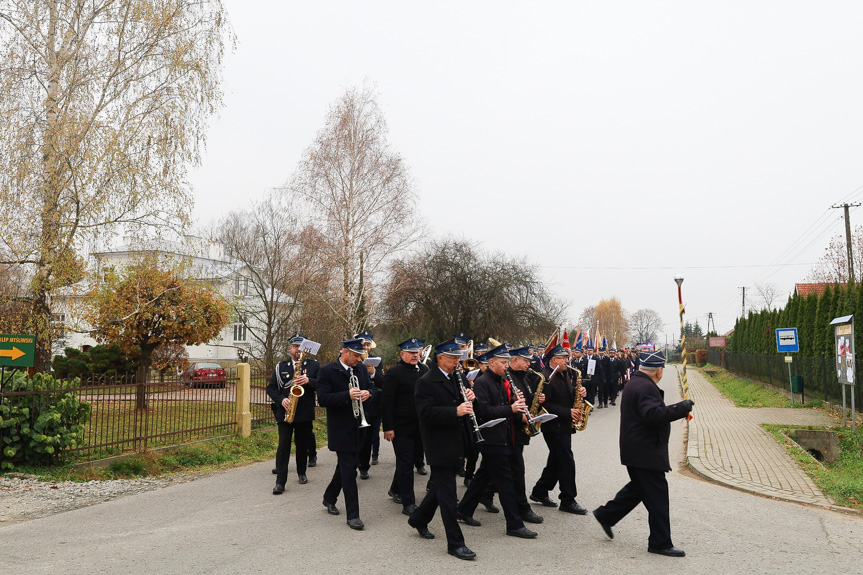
[0,1,232,370]
[753,282,781,311]
[216,193,315,373]
[288,85,422,336]
[629,308,663,344]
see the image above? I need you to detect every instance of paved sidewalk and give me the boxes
[680,366,836,507]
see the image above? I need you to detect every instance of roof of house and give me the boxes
[795,282,839,298]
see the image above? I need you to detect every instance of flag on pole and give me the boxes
[562,329,570,349]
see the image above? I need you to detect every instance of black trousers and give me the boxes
[585,381,598,406]
[410,465,465,550]
[458,451,524,531]
[608,378,620,403]
[388,434,419,507]
[275,420,310,484]
[307,424,317,458]
[323,451,361,520]
[358,414,382,471]
[597,380,609,406]
[594,466,673,550]
[510,444,530,515]
[531,432,577,504]
[414,433,425,468]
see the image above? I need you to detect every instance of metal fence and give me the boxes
[0,366,275,465]
[707,350,862,409]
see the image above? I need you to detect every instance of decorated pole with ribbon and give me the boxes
[674,276,692,420]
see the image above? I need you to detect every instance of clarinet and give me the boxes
[453,366,484,444]
[506,369,536,436]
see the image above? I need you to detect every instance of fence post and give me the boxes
[235,363,251,437]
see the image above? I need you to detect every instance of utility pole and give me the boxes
[832,202,861,286]
[739,287,747,317]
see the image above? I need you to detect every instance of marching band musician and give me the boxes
[505,346,545,524]
[456,345,538,539]
[409,339,478,560]
[266,333,320,495]
[355,331,383,478]
[381,337,429,515]
[529,345,589,515]
[317,338,380,530]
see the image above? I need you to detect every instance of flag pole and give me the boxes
[674,276,692,420]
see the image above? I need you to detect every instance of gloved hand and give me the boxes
[681,399,695,412]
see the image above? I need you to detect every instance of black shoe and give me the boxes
[480,498,499,513]
[402,504,418,516]
[415,525,435,539]
[272,484,285,495]
[359,470,370,480]
[521,510,544,524]
[506,527,538,539]
[648,546,686,557]
[416,465,427,475]
[387,489,403,504]
[593,509,614,539]
[346,518,364,530]
[559,501,589,515]
[463,477,472,487]
[456,510,481,527]
[372,454,379,465]
[298,474,308,484]
[456,468,466,478]
[448,546,476,560]
[271,468,278,475]
[610,401,616,406]
[308,455,317,467]
[597,404,603,409]
[530,494,558,508]
[323,500,340,515]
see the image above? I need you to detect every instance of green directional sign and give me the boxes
[0,334,36,367]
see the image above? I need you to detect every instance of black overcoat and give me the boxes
[539,366,575,435]
[316,360,379,453]
[414,366,468,467]
[619,371,691,471]
[381,360,428,436]
[472,369,516,454]
[266,357,320,423]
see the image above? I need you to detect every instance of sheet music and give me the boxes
[476,417,506,429]
[587,358,596,376]
[299,339,321,355]
[466,369,480,381]
[529,413,557,424]
[363,356,382,367]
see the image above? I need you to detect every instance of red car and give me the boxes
[181,362,227,388]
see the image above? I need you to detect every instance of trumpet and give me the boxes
[349,370,371,428]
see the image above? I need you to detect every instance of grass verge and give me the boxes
[764,424,863,510]
[4,418,329,482]
[699,364,819,408]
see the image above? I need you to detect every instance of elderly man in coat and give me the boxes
[592,350,694,557]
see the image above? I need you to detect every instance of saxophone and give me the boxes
[569,365,592,431]
[284,351,306,423]
[523,368,549,437]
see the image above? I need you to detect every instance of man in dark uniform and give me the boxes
[317,338,379,530]
[356,331,383,477]
[456,345,538,539]
[593,350,694,557]
[382,337,428,515]
[506,346,545,524]
[581,346,600,407]
[606,348,620,407]
[409,339,478,560]
[597,347,612,409]
[267,334,320,494]
[529,345,589,515]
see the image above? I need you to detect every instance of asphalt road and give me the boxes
[4,370,863,574]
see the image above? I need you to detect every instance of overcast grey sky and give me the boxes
[187,1,863,345]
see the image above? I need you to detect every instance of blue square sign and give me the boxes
[776,328,799,353]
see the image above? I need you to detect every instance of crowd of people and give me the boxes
[265,331,693,560]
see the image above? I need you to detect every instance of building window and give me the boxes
[234,276,249,296]
[52,313,66,339]
[233,321,247,343]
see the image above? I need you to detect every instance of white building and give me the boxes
[54,235,268,365]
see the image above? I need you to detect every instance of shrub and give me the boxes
[0,372,91,469]
[695,349,708,366]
